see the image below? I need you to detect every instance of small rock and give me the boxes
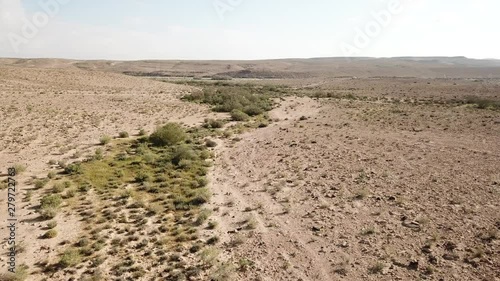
[408,260,419,270]
[402,221,421,231]
[443,253,459,261]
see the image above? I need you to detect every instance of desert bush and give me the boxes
[172,145,197,165]
[135,171,151,183]
[59,248,82,268]
[465,96,500,109]
[47,171,56,179]
[41,194,63,209]
[40,208,58,220]
[199,247,219,266]
[119,131,129,138]
[0,263,29,281]
[138,128,147,136]
[230,109,250,121]
[205,139,218,148]
[47,221,58,229]
[99,135,112,145]
[42,229,58,239]
[93,148,104,160]
[149,123,186,146]
[13,164,26,174]
[34,178,49,189]
[369,262,385,274]
[203,119,224,129]
[64,163,82,175]
[243,105,264,116]
[190,188,211,205]
[183,84,273,116]
[52,183,64,193]
[194,209,211,226]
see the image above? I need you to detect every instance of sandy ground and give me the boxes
[208,96,499,281]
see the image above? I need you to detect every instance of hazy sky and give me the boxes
[0,0,498,60]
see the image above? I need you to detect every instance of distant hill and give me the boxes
[1,57,499,79]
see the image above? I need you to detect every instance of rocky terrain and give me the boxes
[0,59,499,280]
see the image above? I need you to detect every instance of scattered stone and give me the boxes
[402,221,421,231]
[443,253,459,261]
[408,260,419,270]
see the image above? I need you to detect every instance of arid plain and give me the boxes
[0,58,499,281]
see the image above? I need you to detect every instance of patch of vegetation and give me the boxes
[203,119,225,129]
[99,135,112,145]
[119,131,129,138]
[42,229,58,239]
[0,264,29,281]
[465,96,500,110]
[47,221,58,229]
[368,262,385,274]
[13,164,27,174]
[34,178,49,189]
[59,248,82,268]
[181,82,275,117]
[149,123,187,146]
[39,194,62,219]
[47,122,218,279]
[230,109,250,121]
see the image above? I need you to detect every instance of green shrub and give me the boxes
[99,135,112,145]
[190,188,211,205]
[93,148,104,160]
[149,123,186,146]
[135,171,151,183]
[40,194,63,209]
[34,178,49,189]
[59,249,82,268]
[119,131,129,138]
[203,119,224,129]
[47,171,56,179]
[182,84,273,116]
[138,128,147,136]
[40,208,58,219]
[64,163,82,175]
[65,188,76,198]
[13,164,27,174]
[465,96,500,109]
[1,263,29,281]
[42,229,58,239]
[47,221,58,229]
[230,109,250,121]
[172,145,197,165]
[243,106,264,116]
[52,183,64,193]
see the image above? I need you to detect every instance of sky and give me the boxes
[0,0,498,60]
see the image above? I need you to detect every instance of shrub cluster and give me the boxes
[183,85,273,117]
[149,123,187,147]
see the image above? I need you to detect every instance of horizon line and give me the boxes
[1,55,500,62]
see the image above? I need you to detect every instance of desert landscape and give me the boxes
[0,57,499,281]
